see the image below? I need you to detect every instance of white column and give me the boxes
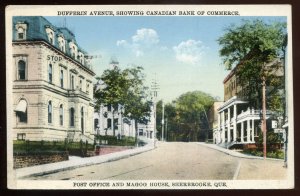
[241,121,244,142]
[222,111,225,143]
[217,113,221,144]
[218,113,221,129]
[252,119,255,142]
[227,108,231,142]
[247,119,250,142]
[233,104,237,142]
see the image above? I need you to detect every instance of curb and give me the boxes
[17,144,156,179]
[197,142,284,162]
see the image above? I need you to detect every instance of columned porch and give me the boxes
[213,96,271,148]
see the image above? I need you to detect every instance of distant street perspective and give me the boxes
[24,142,286,180]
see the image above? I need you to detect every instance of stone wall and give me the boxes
[14,151,69,169]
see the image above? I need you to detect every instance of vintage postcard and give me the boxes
[6,5,294,189]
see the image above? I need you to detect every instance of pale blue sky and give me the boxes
[46,16,286,102]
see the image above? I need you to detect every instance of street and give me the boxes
[26,142,287,180]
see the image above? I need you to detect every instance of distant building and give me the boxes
[12,16,95,142]
[214,59,284,147]
[208,101,224,143]
[93,61,155,142]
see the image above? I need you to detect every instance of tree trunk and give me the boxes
[135,120,138,147]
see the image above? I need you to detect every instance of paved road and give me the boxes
[26,142,287,180]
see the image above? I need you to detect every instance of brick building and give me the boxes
[213,59,284,147]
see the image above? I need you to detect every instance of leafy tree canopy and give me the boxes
[94,66,152,141]
[218,19,287,112]
[218,19,286,70]
[156,91,215,142]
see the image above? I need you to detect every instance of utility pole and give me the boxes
[151,74,159,147]
[262,75,267,159]
[282,34,288,168]
[162,101,165,141]
[166,118,168,141]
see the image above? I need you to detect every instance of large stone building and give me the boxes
[213,59,283,147]
[12,16,95,142]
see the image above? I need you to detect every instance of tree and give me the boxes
[122,67,152,145]
[156,91,215,142]
[94,66,128,136]
[175,91,215,142]
[218,19,287,111]
[218,19,287,158]
[94,66,152,145]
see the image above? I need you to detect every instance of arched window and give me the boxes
[48,64,53,83]
[60,40,65,52]
[60,70,64,88]
[15,99,27,123]
[59,104,63,126]
[49,32,54,44]
[48,101,52,124]
[18,60,26,80]
[17,27,25,40]
[81,107,84,133]
[70,108,75,127]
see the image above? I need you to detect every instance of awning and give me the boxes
[14,99,27,113]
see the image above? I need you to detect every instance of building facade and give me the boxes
[214,59,283,147]
[12,16,95,142]
[208,101,224,142]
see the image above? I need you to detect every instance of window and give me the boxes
[18,111,27,123]
[18,60,26,80]
[86,83,89,94]
[15,99,27,123]
[70,108,75,127]
[59,104,63,126]
[81,107,84,133]
[107,118,112,129]
[60,40,65,52]
[114,118,118,130]
[94,119,99,130]
[113,104,118,112]
[79,79,82,91]
[48,101,52,124]
[60,70,64,88]
[71,75,74,90]
[49,32,54,44]
[48,64,53,83]
[17,133,26,140]
[108,104,112,112]
[15,23,27,40]
[72,46,76,58]
[17,27,24,39]
[139,129,143,136]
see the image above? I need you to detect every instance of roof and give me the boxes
[12,16,90,68]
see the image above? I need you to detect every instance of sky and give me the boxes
[46,16,286,103]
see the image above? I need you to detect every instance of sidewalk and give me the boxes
[197,142,284,161]
[16,143,155,179]
[198,142,287,180]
